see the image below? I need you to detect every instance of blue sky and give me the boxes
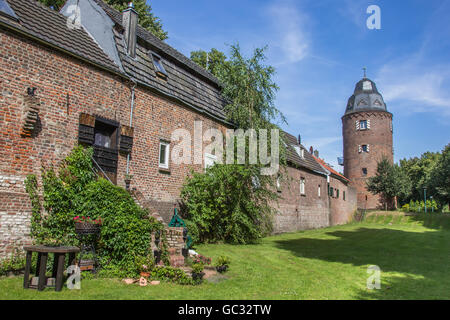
[149,0,450,169]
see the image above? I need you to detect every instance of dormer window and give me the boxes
[151,53,168,77]
[0,0,19,21]
[363,81,373,91]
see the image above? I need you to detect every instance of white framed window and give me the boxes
[360,120,368,130]
[159,140,170,169]
[300,178,306,195]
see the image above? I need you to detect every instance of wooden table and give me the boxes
[23,246,80,292]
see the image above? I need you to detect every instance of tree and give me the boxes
[217,44,286,130]
[399,151,441,203]
[38,0,168,41]
[428,144,450,208]
[366,158,412,210]
[190,48,228,78]
[181,44,286,244]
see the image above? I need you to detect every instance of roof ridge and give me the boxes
[90,0,222,87]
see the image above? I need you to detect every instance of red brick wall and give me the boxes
[272,166,329,233]
[342,111,393,209]
[328,177,357,226]
[0,28,227,258]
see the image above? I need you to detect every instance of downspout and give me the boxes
[126,81,137,175]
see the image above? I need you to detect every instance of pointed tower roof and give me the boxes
[345,77,387,115]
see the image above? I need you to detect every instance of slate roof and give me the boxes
[312,155,350,183]
[1,0,228,123]
[345,78,389,116]
[2,0,120,73]
[90,0,227,123]
[283,132,327,175]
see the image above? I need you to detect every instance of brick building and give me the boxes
[0,0,357,258]
[313,155,357,226]
[342,77,394,209]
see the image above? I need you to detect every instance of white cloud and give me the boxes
[266,1,309,64]
[376,57,450,117]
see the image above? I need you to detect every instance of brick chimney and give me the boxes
[314,150,319,158]
[122,2,138,58]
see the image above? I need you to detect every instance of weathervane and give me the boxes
[362,67,367,78]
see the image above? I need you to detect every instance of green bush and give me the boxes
[149,266,195,285]
[25,145,166,276]
[181,164,275,244]
[0,251,26,276]
[215,255,231,268]
[191,262,204,274]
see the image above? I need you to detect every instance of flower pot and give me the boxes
[75,222,100,235]
[216,265,228,273]
[192,272,205,281]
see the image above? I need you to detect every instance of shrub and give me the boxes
[25,145,167,275]
[215,255,231,268]
[149,266,195,285]
[192,262,204,274]
[0,251,26,277]
[181,164,275,244]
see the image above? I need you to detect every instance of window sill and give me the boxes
[159,167,171,174]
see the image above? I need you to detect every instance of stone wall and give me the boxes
[329,177,357,226]
[0,28,227,258]
[272,166,330,233]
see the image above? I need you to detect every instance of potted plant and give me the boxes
[124,174,133,191]
[215,256,231,273]
[74,216,102,235]
[135,255,155,278]
[191,262,205,282]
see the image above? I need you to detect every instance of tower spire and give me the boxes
[362,67,367,78]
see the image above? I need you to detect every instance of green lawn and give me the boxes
[1,213,449,300]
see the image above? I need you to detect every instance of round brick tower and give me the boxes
[342,77,393,209]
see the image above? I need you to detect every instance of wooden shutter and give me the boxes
[367,119,371,129]
[119,125,134,154]
[356,120,360,131]
[78,113,95,145]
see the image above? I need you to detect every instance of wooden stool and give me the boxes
[23,246,80,292]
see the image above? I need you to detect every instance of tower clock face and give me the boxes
[363,81,373,91]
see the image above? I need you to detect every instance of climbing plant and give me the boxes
[24,145,167,273]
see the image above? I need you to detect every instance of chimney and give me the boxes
[298,134,301,145]
[314,150,319,158]
[309,146,313,154]
[123,2,138,58]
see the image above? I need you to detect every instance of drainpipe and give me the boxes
[126,82,136,176]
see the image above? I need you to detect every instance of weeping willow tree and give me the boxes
[182,44,288,244]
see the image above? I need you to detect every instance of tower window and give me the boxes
[361,145,369,153]
[362,168,368,176]
[360,120,368,130]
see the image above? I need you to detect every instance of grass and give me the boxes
[0,213,449,300]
